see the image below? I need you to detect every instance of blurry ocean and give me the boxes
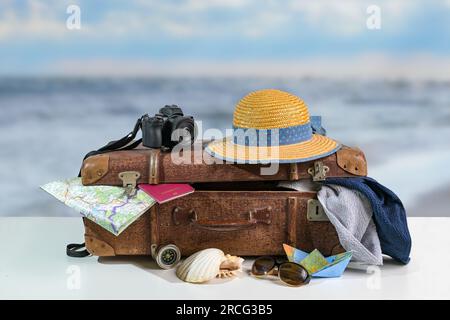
[1,77,449,217]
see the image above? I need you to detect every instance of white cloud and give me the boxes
[0,8,16,39]
[159,20,197,37]
[0,0,436,40]
[0,0,87,40]
[50,54,450,80]
[291,1,365,36]
[135,0,249,12]
[288,0,421,36]
[181,0,250,10]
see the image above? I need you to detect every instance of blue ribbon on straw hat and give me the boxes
[205,89,341,164]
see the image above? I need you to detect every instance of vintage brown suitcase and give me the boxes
[80,142,367,189]
[83,183,345,264]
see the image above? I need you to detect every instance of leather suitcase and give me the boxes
[80,143,368,189]
[83,184,345,260]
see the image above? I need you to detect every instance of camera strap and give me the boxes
[66,243,91,258]
[77,116,144,177]
[69,116,146,258]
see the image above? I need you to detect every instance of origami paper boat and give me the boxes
[283,244,352,278]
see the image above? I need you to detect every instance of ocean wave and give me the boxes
[1,77,450,217]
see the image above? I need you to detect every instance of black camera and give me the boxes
[141,105,196,149]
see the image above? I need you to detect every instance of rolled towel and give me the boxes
[318,184,383,266]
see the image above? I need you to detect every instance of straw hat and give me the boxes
[205,89,341,163]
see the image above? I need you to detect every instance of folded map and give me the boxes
[41,177,156,236]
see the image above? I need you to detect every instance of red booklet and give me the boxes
[138,184,195,204]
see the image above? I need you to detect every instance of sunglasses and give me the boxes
[251,256,311,287]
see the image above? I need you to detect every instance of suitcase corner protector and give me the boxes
[84,235,116,256]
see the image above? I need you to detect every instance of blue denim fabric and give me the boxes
[310,116,327,136]
[323,177,412,264]
[232,122,312,146]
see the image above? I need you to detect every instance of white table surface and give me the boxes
[0,217,449,300]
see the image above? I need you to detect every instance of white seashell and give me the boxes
[176,248,225,283]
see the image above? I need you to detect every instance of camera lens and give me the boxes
[152,106,195,150]
[141,116,164,149]
[173,119,196,145]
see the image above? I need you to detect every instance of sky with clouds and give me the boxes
[0,0,449,77]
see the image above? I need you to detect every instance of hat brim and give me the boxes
[205,134,341,164]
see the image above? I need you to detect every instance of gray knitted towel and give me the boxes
[318,185,383,266]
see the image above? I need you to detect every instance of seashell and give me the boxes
[176,248,244,283]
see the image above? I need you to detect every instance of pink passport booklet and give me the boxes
[138,184,195,204]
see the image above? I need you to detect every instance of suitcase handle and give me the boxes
[172,207,272,232]
[190,210,257,232]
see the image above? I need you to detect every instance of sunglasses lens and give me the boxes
[252,257,276,276]
[279,263,311,287]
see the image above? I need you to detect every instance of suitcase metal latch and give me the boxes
[307,161,329,181]
[307,199,329,221]
[118,171,141,197]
